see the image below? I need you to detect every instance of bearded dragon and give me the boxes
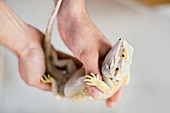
[41,0,134,102]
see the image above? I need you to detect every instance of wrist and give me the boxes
[57,0,87,22]
[0,1,43,57]
[57,0,91,50]
[16,25,44,58]
[0,1,27,55]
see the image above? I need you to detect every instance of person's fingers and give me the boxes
[35,82,51,91]
[106,102,116,108]
[26,77,51,91]
[87,85,103,100]
[82,52,103,100]
[106,86,124,108]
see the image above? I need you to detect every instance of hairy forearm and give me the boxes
[0,1,29,55]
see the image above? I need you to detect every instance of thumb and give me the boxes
[83,54,103,100]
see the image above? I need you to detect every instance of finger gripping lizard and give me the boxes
[41,0,134,102]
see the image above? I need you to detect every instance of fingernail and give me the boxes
[107,102,115,108]
[91,88,103,99]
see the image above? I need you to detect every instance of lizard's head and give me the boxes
[102,38,134,82]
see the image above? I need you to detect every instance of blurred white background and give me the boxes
[0,0,170,113]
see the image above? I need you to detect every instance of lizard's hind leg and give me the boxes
[41,74,53,84]
[41,74,64,100]
[52,79,65,100]
[51,49,77,74]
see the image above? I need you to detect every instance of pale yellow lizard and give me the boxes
[41,0,134,102]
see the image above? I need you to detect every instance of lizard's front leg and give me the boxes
[84,73,112,95]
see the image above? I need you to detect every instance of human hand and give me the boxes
[56,0,124,108]
[17,25,52,91]
[0,1,83,92]
[18,25,83,91]
[0,1,52,91]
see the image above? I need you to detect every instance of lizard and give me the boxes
[41,0,134,102]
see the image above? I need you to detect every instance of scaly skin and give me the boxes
[41,0,134,102]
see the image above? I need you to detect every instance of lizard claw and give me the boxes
[90,73,96,78]
[84,73,111,93]
[41,74,53,84]
[84,73,100,87]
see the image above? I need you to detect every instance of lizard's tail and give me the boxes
[44,0,62,66]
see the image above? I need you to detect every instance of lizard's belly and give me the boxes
[52,67,125,102]
[64,68,91,102]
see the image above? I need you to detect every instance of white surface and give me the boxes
[155,4,170,19]
[1,0,170,113]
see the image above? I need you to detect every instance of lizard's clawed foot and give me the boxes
[84,73,111,93]
[84,73,100,86]
[41,74,53,84]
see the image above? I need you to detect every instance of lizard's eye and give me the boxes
[121,50,127,59]
[115,67,119,71]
